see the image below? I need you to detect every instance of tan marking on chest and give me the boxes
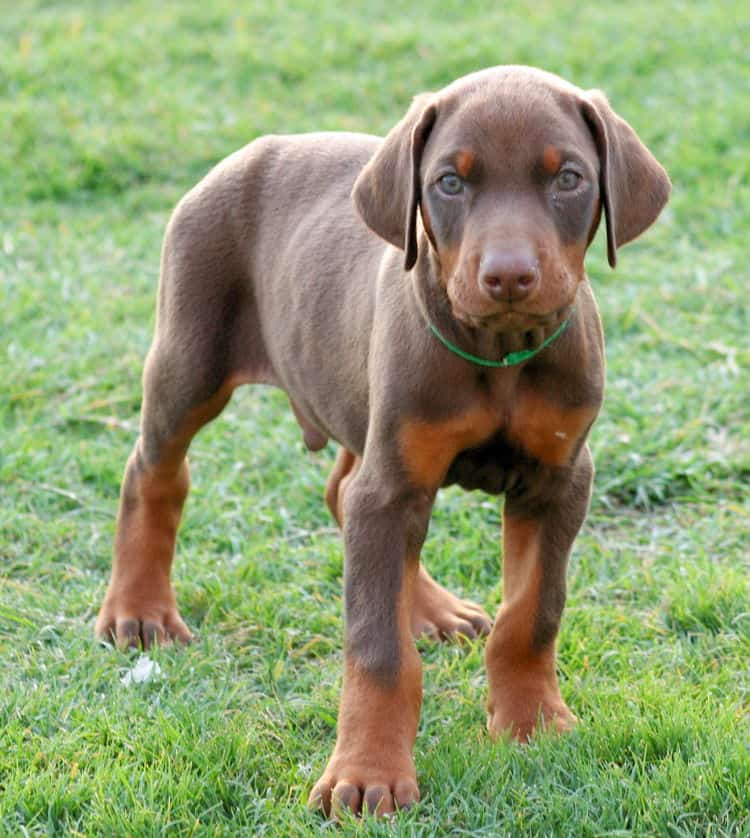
[508,391,597,467]
[400,407,500,489]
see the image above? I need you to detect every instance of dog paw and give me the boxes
[308,751,419,819]
[95,591,192,649]
[486,693,577,742]
[411,564,491,640]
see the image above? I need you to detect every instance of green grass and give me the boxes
[1,0,749,834]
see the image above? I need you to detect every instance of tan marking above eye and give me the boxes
[542,146,562,175]
[455,149,476,179]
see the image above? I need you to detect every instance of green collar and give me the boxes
[427,313,572,368]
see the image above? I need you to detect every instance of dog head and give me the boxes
[353,66,670,333]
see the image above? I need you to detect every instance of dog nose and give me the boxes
[479,247,540,303]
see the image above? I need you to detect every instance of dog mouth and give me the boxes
[453,305,569,333]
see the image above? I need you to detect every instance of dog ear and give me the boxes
[581,91,671,268]
[352,95,437,271]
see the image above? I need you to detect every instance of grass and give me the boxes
[1,0,749,834]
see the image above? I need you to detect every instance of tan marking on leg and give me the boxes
[336,456,362,527]
[310,559,422,819]
[508,391,596,467]
[96,375,247,648]
[485,516,576,740]
[324,448,357,526]
[493,517,542,654]
[399,408,499,489]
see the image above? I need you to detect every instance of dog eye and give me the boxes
[437,173,464,196]
[556,169,582,191]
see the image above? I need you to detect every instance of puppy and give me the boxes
[95,66,670,817]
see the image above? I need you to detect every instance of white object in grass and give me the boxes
[121,655,162,686]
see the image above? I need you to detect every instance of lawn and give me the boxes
[1,1,749,835]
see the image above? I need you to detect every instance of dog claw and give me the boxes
[310,765,419,820]
[411,565,491,640]
[332,782,362,817]
[96,603,193,650]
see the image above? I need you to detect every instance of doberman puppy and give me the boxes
[95,66,670,818]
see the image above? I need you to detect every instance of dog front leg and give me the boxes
[309,476,432,818]
[485,445,594,741]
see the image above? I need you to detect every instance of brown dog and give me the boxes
[95,66,670,817]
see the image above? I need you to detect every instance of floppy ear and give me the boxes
[352,94,437,271]
[581,90,671,268]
